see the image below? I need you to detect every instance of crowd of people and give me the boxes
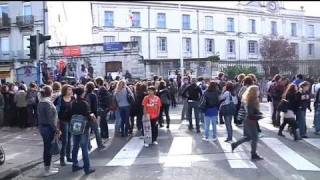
[1,71,320,176]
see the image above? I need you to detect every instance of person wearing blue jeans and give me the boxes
[88,120,104,150]
[203,116,218,141]
[115,110,121,133]
[187,101,200,132]
[314,88,320,135]
[72,132,91,173]
[119,106,130,137]
[220,82,235,142]
[295,81,311,139]
[224,115,233,141]
[60,121,72,164]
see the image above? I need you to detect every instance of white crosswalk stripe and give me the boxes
[261,137,320,171]
[164,137,193,167]
[304,138,320,149]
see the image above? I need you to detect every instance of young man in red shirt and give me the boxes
[142,86,162,146]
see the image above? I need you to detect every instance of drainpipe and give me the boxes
[148,5,151,60]
[197,9,200,59]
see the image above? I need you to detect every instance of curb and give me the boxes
[0,158,43,180]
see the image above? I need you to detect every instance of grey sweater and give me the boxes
[115,88,131,107]
[37,97,58,130]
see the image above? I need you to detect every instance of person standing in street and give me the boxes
[201,81,220,141]
[231,85,264,161]
[142,86,161,146]
[135,83,148,136]
[54,84,74,166]
[37,85,61,176]
[157,81,171,129]
[71,86,95,175]
[296,81,311,139]
[26,83,39,127]
[269,74,283,127]
[15,85,28,128]
[168,78,178,108]
[179,76,190,120]
[314,87,320,135]
[183,78,203,133]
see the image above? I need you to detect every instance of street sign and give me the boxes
[103,42,123,51]
[63,46,81,57]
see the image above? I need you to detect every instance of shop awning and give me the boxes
[0,66,11,78]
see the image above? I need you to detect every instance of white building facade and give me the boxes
[91,1,320,78]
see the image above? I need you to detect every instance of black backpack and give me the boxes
[204,91,220,108]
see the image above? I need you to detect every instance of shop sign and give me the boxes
[63,46,81,56]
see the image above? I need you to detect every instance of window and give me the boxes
[23,35,29,50]
[290,43,299,56]
[157,37,167,52]
[227,40,235,54]
[227,18,234,32]
[205,39,214,53]
[131,12,140,27]
[271,21,277,35]
[157,13,166,29]
[0,37,9,53]
[103,36,115,43]
[23,2,31,16]
[291,23,297,36]
[308,25,314,37]
[182,14,190,30]
[308,44,314,56]
[205,16,213,31]
[104,11,113,27]
[130,36,141,52]
[0,4,9,18]
[248,40,258,54]
[249,19,256,33]
[183,38,192,53]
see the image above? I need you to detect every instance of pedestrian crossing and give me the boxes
[56,120,320,174]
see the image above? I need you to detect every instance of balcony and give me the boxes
[16,15,34,29]
[0,51,14,62]
[0,17,11,31]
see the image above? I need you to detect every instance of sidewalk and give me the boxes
[0,127,44,179]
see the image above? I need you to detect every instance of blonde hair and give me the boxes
[115,80,126,93]
[242,85,259,108]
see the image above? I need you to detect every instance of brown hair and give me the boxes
[61,84,73,97]
[225,81,234,92]
[52,82,61,92]
[283,83,297,99]
[243,76,254,86]
[207,81,219,91]
[40,85,52,98]
[242,85,259,108]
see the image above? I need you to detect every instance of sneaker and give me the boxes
[196,129,201,133]
[43,169,59,177]
[258,133,264,138]
[166,125,170,129]
[66,158,73,163]
[224,139,232,143]
[72,166,83,172]
[144,143,149,147]
[231,143,236,153]
[85,168,96,175]
[211,138,218,142]
[251,154,264,161]
[98,145,106,150]
[202,137,209,142]
[50,167,59,171]
[278,133,285,137]
[301,135,309,139]
[60,160,66,166]
[153,141,158,145]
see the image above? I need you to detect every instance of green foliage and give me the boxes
[223,65,260,79]
[208,55,220,62]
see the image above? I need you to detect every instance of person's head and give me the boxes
[296,74,303,80]
[242,85,260,107]
[225,81,234,92]
[95,77,104,87]
[40,85,53,98]
[247,73,257,83]
[61,84,73,97]
[74,85,85,99]
[52,82,61,92]
[85,81,95,94]
[191,78,197,84]
[207,81,219,91]
[197,77,204,82]
[280,77,290,87]
[29,82,37,90]
[158,80,166,90]
[283,83,297,98]
[18,85,26,91]
[116,80,126,92]
[153,75,159,82]
[237,73,246,83]
[183,76,189,84]
[148,86,156,95]
[243,76,254,86]
[272,74,282,82]
[218,72,225,80]
[299,81,310,92]
[1,85,8,93]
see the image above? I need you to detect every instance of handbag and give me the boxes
[50,138,61,155]
[220,94,236,116]
[70,114,88,135]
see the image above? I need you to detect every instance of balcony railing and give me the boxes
[0,17,11,29]
[16,15,34,27]
[0,51,14,62]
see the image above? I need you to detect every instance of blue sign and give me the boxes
[103,42,123,51]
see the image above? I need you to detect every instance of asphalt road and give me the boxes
[13,103,320,180]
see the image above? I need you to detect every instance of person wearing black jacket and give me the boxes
[278,84,299,140]
[314,88,320,135]
[71,86,95,175]
[183,78,202,133]
[85,82,105,150]
[135,82,148,136]
[296,81,311,139]
[157,81,171,129]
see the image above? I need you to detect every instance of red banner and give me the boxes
[63,46,81,57]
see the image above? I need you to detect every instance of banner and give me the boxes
[63,46,81,57]
[103,42,123,51]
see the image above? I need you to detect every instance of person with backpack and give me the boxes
[183,78,203,133]
[314,87,320,135]
[54,84,74,166]
[14,85,28,128]
[71,85,95,175]
[37,85,61,176]
[26,83,39,127]
[201,81,221,141]
[157,81,171,129]
[95,77,112,139]
[197,77,208,124]
[277,84,299,141]
[85,82,105,150]
[220,82,237,142]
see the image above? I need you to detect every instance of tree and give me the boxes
[259,36,298,78]
[223,66,260,80]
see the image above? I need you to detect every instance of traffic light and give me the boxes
[27,35,37,59]
[39,33,51,44]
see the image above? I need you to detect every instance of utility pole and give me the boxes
[36,30,41,84]
[179,3,184,76]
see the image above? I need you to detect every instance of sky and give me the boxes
[51,1,320,46]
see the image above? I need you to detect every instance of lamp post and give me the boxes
[179,3,184,76]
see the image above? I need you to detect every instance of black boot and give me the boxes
[251,154,263,161]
